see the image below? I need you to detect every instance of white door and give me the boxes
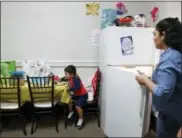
[100,65,107,131]
[104,66,146,137]
[101,27,156,65]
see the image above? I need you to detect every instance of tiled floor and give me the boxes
[0,115,105,137]
[0,114,157,138]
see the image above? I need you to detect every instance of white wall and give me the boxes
[15,61,98,87]
[149,2,181,22]
[1,2,181,85]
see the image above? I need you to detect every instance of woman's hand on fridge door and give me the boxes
[135,73,149,85]
[137,70,144,75]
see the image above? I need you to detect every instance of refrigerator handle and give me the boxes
[139,85,146,126]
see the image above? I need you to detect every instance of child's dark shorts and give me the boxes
[71,94,88,108]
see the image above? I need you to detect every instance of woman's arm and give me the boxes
[144,79,156,94]
[145,59,178,109]
[149,59,177,96]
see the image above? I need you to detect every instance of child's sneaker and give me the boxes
[77,119,84,129]
[67,111,74,119]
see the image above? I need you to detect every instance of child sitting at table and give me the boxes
[64,65,88,129]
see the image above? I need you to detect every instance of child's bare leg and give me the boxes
[76,106,83,119]
[76,106,83,126]
[55,94,61,104]
[67,100,74,119]
[68,100,73,112]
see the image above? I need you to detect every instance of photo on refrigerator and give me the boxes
[120,36,134,56]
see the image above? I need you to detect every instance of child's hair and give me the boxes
[64,65,76,75]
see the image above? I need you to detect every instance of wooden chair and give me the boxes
[27,76,62,134]
[65,69,101,128]
[0,77,27,135]
[82,69,101,127]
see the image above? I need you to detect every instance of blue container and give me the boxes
[11,71,25,79]
[101,9,117,29]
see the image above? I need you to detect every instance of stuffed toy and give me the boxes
[150,7,159,24]
[134,14,146,27]
[116,2,128,15]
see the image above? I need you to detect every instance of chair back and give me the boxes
[27,76,55,107]
[94,69,101,100]
[0,77,21,108]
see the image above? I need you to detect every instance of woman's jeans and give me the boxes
[157,112,181,138]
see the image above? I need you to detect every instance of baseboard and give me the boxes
[104,132,156,138]
[144,130,156,138]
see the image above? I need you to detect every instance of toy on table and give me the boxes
[47,73,59,84]
[54,75,60,82]
[11,71,25,85]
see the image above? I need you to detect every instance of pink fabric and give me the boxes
[91,69,99,96]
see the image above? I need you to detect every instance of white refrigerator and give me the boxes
[99,27,156,137]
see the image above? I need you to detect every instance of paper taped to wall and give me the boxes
[92,29,100,46]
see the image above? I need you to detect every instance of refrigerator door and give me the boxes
[99,65,107,131]
[142,87,152,136]
[104,66,149,137]
[100,27,156,65]
[135,66,153,77]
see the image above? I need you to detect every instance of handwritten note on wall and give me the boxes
[92,29,100,46]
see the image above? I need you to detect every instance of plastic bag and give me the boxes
[0,61,16,77]
[101,9,117,29]
[42,61,51,76]
[22,60,32,76]
[31,60,51,77]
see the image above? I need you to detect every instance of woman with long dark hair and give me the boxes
[135,17,182,138]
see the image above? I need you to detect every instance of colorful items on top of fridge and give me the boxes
[101,1,159,29]
[116,2,128,15]
[134,14,146,27]
[119,16,134,27]
[150,7,159,25]
[101,9,117,29]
